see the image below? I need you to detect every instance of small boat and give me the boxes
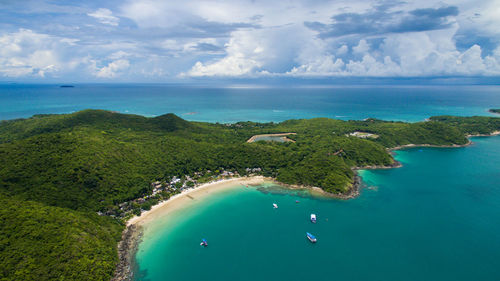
[200,238,208,247]
[311,214,316,223]
[295,200,300,203]
[306,232,317,243]
[273,203,278,209]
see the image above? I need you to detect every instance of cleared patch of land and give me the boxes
[347,131,379,138]
[247,133,296,143]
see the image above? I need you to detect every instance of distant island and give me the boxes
[490,109,500,114]
[59,85,75,88]
[1,109,499,280]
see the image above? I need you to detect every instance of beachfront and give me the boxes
[127,176,267,227]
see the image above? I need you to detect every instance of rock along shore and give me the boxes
[112,224,143,281]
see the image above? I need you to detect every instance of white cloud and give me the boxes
[183,11,500,78]
[336,45,348,56]
[352,39,370,55]
[0,29,64,77]
[2,0,500,80]
[287,55,345,76]
[94,59,130,78]
[87,8,119,26]
[187,57,260,77]
[108,51,130,60]
[186,30,266,76]
[185,24,323,77]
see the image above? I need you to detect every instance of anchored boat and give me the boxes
[306,232,317,243]
[310,214,316,223]
[200,238,208,247]
[273,203,278,209]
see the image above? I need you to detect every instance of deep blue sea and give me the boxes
[1,84,499,122]
[1,84,499,281]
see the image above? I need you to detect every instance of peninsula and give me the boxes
[1,110,499,280]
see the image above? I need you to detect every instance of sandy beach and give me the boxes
[127,176,267,227]
[115,176,268,280]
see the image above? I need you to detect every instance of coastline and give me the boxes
[467,130,500,137]
[388,140,472,151]
[387,131,500,151]
[127,176,267,227]
[115,132,500,280]
[115,174,366,280]
[275,178,362,200]
[115,176,268,281]
[112,224,142,281]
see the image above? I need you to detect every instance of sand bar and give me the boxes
[127,176,267,227]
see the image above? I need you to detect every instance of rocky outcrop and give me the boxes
[112,224,142,281]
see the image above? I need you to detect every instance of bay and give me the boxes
[134,136,500,281]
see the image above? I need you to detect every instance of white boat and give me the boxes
[200,238,208,247]
[273,203,278,209]
[311,214,316,223]
[306,232,317,243]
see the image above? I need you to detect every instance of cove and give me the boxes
[133,136,500,281]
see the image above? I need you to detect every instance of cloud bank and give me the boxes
[0,0,500,81]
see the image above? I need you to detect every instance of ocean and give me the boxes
[1,84,499,281]
[1,84,499,122]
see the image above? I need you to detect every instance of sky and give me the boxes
[1,0,500,82]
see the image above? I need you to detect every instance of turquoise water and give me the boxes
[1,84,500,122]
[134,136,500,281]
[2,84,499,280]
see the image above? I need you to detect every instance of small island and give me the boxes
[490,109,500,114]
[1,109,499,281]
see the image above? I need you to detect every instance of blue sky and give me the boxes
[1,0,500,82]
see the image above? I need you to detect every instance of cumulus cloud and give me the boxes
[352,39,370,54]
[94,59,130,78]
[1,0,500,80]
[186,30,266,76]
[287,56,345,76]
[87,8,120,26]
[0,29,64,77]
[182,1,500,78]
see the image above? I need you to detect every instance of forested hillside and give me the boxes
[1,110,499,280]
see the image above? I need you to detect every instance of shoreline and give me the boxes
[275,178,362,200]
[386,131,500,152]
[388,140,472,151]
[115,176,268,281]
[112,224,142,281]
[115,132,500,280]
[127,176,268,227]
[467,130,500,137]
